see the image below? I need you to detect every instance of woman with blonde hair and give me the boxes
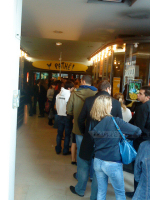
[89,95,141,200]
[114,93,132,122]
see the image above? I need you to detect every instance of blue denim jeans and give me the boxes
[55,116,72,154]
[94,158,126,200]
[75,135,97,200]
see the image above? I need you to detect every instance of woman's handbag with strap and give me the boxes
[112,117,137,165]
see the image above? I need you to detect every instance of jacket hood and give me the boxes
[59,87,70,96]
[74,88,97,101]
[79,85,97,91]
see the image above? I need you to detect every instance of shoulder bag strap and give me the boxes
[112,117,126,140]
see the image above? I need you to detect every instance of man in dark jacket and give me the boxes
[126,85,150,198]
[70,80,122,199]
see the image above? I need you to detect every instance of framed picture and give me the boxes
[126,79,142,101]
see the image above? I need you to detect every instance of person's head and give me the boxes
[37,79,40,85]
[137,86,150,103]
[50,81,56,89]
[114,93,126,110]
[81,75,92,86]
[90,95,112,121]
[74,81,79,89]
[64,81,74,92]
[55,80,63,92]
[97,80,111,95]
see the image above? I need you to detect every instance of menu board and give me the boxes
[126,79,142,101]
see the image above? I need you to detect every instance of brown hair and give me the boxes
[140,86,150,97]
[81,75,92,85]
[98,80,111,92]
[114,93,126,110]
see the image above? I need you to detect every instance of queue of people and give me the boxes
[25,75,150,200]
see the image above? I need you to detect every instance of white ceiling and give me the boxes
[21,0,150,66]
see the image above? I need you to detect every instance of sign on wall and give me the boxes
[32,61,88,72]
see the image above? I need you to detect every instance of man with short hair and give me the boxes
[69,80,122,199]
[67,75,97,196]
[55,80,74,155]
[126,85,150,198]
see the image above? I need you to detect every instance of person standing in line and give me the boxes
[69,80,122,199]
[47,81,56,124]
[67,75,97,197]
[114,92,132,122]
[38,79,47,118]
[33,79,39,115]
[126,86,150,198]
[55,81,74,155]
[89,95,141,200]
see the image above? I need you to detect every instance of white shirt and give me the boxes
[121,107,132,122]
[56,87,71,116]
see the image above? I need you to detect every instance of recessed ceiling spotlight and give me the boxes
[53,30,63,34]
[56,42,62,46]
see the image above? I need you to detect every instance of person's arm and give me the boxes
[116,118,142,138]
[134,144,143,182]
[134,104,150,136]
[47,89,50,99]
[78,99,88,134]
[55,94,59,112]
[117,104,123,119]
[66,92,74,116]
[111,99,123,119]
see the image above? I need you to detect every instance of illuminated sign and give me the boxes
[32,61,88,72]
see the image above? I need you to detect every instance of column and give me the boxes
[0,0,22,199]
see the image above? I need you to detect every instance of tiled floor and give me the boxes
[15,106,134,200]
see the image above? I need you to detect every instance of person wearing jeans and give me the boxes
[55,81,74,155]
[88,95,141,200]
[67,75,97,197]
[56,116,73,154]
[94,158,125,200]
[75,135,97,199]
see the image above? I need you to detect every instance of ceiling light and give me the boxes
[56,42,62,46]
[53,30,63,34]
[98,0,124,2]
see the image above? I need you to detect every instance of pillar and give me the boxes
[0,0,22,199]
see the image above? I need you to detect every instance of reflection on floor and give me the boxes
[15,106,134,200]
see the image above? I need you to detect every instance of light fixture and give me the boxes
[53,30,63,34]
[99,0,124,2]
[56,42,62,46]
[26,57,31,61]
[114,58,117,65]
[134,43,139,48]
[113,45,117,51]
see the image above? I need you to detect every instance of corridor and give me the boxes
[15,106,133,200]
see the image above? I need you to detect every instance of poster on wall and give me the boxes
[126,79,142,101]
[113,77,121,96]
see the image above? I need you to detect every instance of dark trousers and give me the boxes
[55,116,72,154]
[39,100,45,116]
[33,96,37,114]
